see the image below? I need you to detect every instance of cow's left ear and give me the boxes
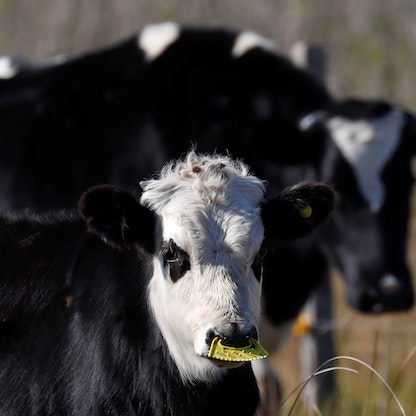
[262,181,335,241]
[78,184,156,252]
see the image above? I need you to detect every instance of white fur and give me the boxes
[0,56,17,79]
[48,54,68,65]
[138,22,180,62]
[232,31,276,58]
[327,109,405,212]
[141,151,266,383]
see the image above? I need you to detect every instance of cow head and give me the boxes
[79,151,334,383]
[315,99,415,312]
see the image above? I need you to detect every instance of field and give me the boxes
[270,191,416,415]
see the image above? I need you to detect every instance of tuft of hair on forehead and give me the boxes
[140,150,266,213]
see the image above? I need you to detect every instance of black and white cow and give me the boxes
[0,21,415,409]
[256,97,416,408]
[309,98,416,311]
[0,151,335,416]
[0,22,333,213]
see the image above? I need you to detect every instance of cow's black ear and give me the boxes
[78,184,156,252]
[262,181,335,241]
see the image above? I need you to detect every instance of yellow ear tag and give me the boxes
[291,313,313,337]
[208,337,268,362]
[299,203,312,218]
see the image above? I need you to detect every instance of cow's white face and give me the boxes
[322,106,414,312]
[140,151,266,383]
[327,108,405,212]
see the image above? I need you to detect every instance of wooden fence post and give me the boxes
[289,41,337,407]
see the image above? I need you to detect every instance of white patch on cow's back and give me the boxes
[48,54,68,65]
[327,109,405,212]
[232,31,276,58]
[0,56,17,78]
[138,22,180,62]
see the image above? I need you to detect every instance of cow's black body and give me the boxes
[0,24,332,212]
[0,211,259,416]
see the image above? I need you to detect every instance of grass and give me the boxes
[270,301,416,415]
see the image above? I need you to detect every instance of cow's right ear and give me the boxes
[78,184,156,253]
[262,181,335,241]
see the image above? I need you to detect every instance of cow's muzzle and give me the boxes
[205,324,268,368]
[351,274,414,313]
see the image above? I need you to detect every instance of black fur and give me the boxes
[0,187,259,416]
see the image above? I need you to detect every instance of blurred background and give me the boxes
[1,1,416,414]
[1,0,415,113]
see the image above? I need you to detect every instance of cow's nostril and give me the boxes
[353,278,414,313]
[378,274,400,294]
[206,329,217,347]
[206,324,258,348]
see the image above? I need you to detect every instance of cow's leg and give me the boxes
[252,358,282,416]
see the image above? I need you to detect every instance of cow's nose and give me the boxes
[206,323,258,347]
[351,275,414,313]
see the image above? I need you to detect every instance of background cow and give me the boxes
[0,22,415,411]
[257,97,416,409]
[0,150,335,415]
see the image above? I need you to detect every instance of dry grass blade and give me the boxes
[386,345,416,411]
[335,355,407,416]
[282,365,358,415]
[280,355,407,416]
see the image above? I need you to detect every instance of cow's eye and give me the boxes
[161,239,190,282]
[252,247,268,281]
[161,241,177,264]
